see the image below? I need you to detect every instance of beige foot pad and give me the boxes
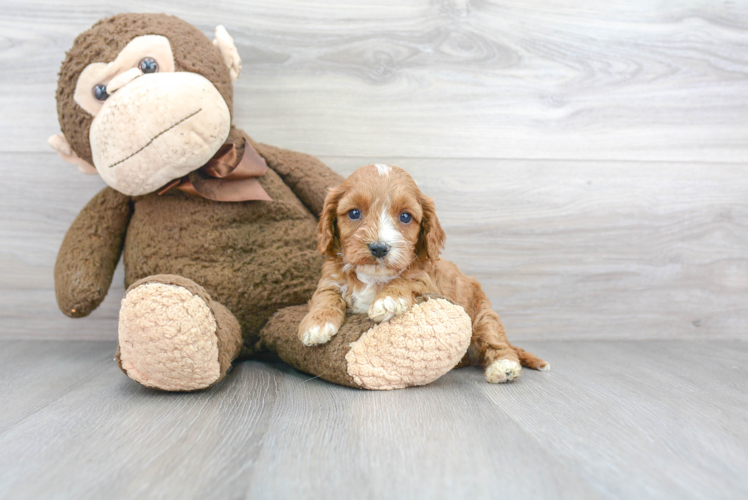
[345,298,472,390]
[118,282,221,391]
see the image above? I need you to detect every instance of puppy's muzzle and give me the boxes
[368,242,390,258]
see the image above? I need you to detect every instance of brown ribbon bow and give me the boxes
[157,139,272,202]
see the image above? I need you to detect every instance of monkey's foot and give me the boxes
[262,295,472,390]
[116,275,242,391]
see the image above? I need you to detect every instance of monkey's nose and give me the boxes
[368,242,390,259]
[106,68,142,94]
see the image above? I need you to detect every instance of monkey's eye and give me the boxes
[348,209,361,220]
[93,84,109,101]
[139,57,158,74]
[399,212,413,223]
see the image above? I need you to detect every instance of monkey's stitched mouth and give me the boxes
[107,108,202,169]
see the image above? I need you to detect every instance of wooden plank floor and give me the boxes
[1,2,747,499]
[0,339,746,499]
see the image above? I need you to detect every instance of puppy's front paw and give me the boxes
[299,322,339,346]
[485,359,522,384]
[368,296,410,323]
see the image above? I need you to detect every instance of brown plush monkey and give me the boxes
[50,13,473,391]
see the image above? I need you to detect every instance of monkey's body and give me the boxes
[122,136,323,354]
[124,190,318,356]
[51,13,475,391]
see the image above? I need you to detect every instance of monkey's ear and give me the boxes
[48,134,98,175]
[213,25,242,82]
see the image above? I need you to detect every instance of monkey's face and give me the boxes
[51,14,242,196]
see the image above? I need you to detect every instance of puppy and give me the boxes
[298,164,549,383]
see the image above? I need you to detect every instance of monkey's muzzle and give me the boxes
[89,72,231,196]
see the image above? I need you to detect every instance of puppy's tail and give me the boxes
[511,344,550,372]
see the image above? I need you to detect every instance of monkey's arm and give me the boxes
[252,140,344,217]
[55,187,133,318]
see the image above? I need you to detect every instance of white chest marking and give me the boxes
[349,269,397,313]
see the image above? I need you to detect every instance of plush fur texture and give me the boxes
[66,29,235,195]
[123,142,323,352]
[54,14,473,391]
[57,13,234,166]
[345,296,472,390]
[261,294,472,389]
[54,186,133,317]
[90,71,232,195]
[57,130,334,354]
[301,164,549,383]
[115,274,243,390]
[118,282,222,391]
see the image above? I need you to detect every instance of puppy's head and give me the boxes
[317,164,446,275]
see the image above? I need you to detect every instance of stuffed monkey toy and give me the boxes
[50,13,474,391]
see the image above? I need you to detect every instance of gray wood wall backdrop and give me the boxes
[1,0,746,341]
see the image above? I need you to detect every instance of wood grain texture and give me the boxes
[0,339,746,499]
[477,341,748,499]
[3,152,746,341]
[2,3,747,500]
[0,341,113,431]
[1,0,748,161]
[0,1,747,340]
[327,157,748,340]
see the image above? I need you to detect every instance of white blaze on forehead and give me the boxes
[375,203,406,267]
[374,163,392,176]
[377,205,404,247]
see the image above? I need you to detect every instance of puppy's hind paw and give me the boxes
[485,359,522,384]
[300,322,339,346]
[368,296,409,323]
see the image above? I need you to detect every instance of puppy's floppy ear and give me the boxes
[416,194,446,262]
[317,185,346,257]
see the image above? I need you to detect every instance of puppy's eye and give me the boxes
[348,209,361,220]
[399,212,412,223]
[139,57,158,74]
[93,84,109,101]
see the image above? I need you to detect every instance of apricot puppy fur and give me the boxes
[299,164,549,383]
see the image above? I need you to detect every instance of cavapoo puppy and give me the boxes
[298,164,549,383]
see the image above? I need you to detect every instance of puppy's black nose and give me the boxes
[368,242,390,258]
